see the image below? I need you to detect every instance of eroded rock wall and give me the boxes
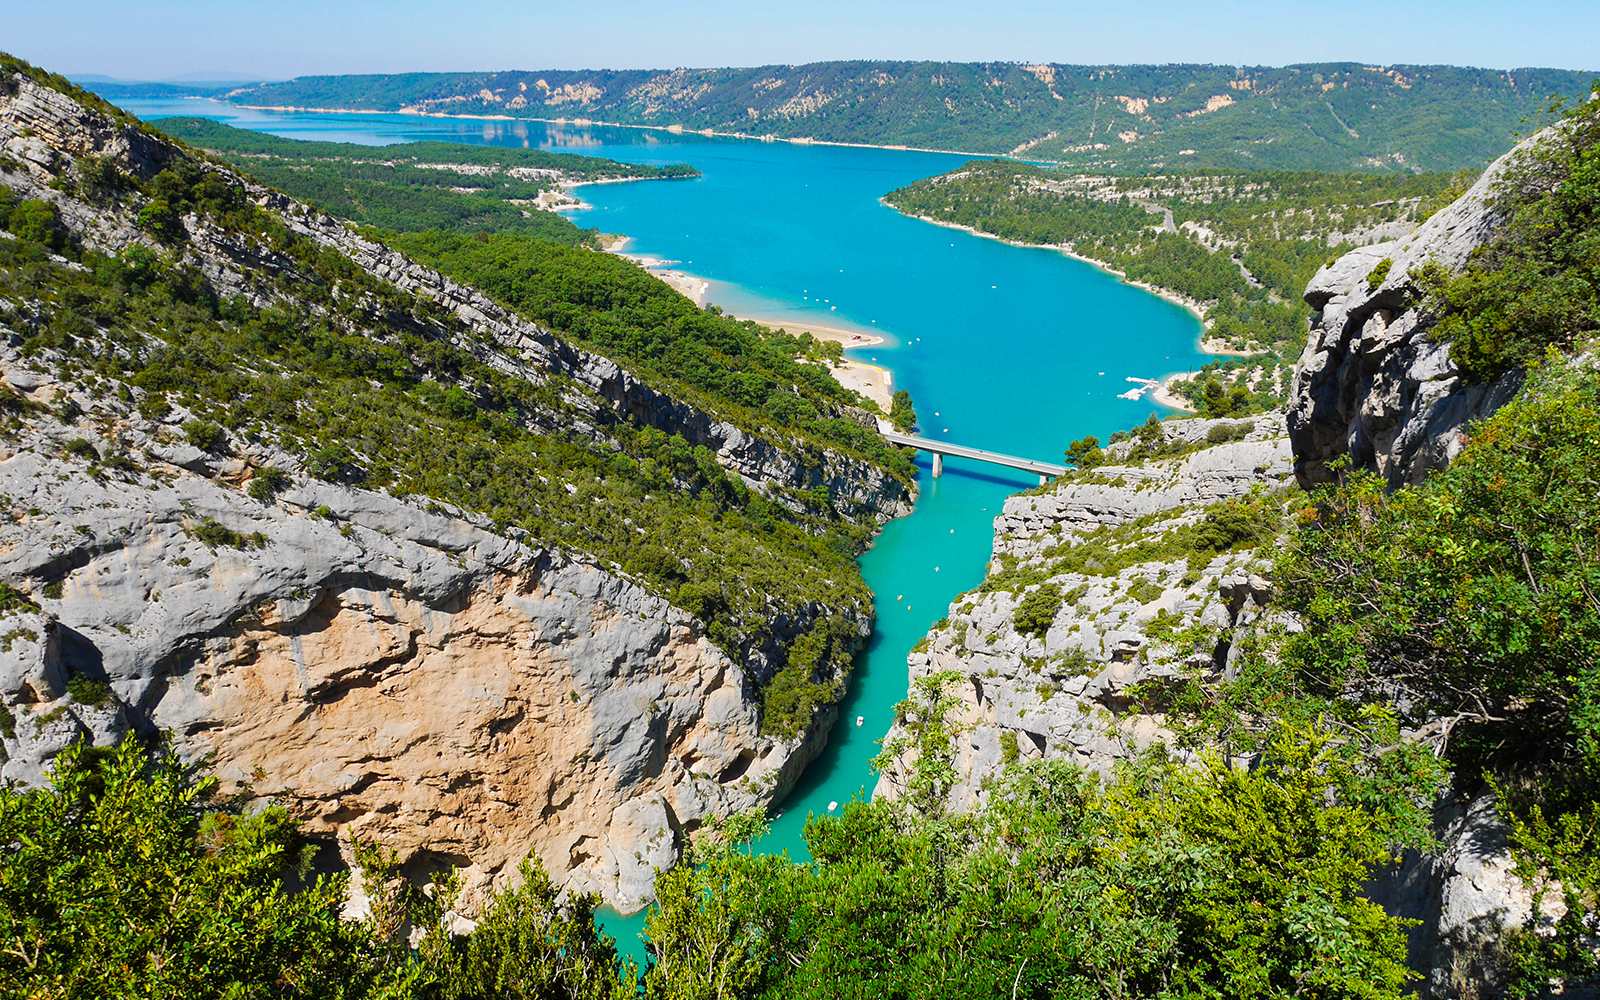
[1285,131,1544,489]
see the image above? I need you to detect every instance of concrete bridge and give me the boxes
[882,431,1068,485]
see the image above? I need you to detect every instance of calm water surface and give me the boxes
[122,99,1208,958]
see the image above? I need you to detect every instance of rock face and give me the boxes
[0,70,908,914]
[1288,126,1590,997]
[875,415,1292,809]
[0,364,811,913]
[1285,131,1546,489]
[1365,788,1580,1000]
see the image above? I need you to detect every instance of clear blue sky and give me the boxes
[8,0,1597,81]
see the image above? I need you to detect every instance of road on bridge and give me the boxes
[882,431,1068,484]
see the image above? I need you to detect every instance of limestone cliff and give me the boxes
[875,415,1292,807]
[1285,131,1546,489]
[0,67,904,914]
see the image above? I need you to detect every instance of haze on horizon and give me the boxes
[8,0,1596,83]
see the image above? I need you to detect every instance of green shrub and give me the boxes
[1065,435,1104,468]
[999,730,1020,764]
[1013,582,1064,637]
[182,419,226,452]
[188,517,265,549]
[1365,257,1393,290]
[0,583,40,615]
[64,671,112,708]
[135,197,183,240]
[889,389,917,432]
[1206,421,1251,444]
[63,437,98,460]
[247,467,291,501]
[5,198,64,250]
[1126,577,1165,605]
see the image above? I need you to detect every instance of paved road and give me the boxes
[882,431,1068,479]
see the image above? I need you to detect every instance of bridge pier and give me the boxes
[932,453,943,478]
[1039,473,1047,486]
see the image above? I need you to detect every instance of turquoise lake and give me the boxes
[122,99,1209,958]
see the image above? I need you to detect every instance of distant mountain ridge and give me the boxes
[210,61,1597,172]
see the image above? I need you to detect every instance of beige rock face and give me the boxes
[0,392,804,913]
[167,560,788,916]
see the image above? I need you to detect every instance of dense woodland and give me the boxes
[203,62,1595,173]
[4,55,1600,998]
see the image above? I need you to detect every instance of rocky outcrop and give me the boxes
[875,415,1293,809]
[0,360,813,914]
[1286,131,1544,488]
[1364,788,1577,1000]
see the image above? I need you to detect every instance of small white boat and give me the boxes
[827,801,839,811]
[856,716,864,727]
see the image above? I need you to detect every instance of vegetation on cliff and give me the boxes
[0,739,636,999]
[1266,362,1600,988]
[1419,85,1600,382]
[149,119,913,480]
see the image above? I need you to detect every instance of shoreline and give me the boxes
[606,247,893,410]
[893,209,1272,360]
[1149,373,1198,413]
[889,211,1271,416]
[732,314,887,350]
[898,210,1214,327]
[224,101,1048,163]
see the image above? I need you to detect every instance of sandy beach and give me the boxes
[607,249,894,410]
[721,314,894,412]
[734,315,887,350]
[616,252,711,305]
[827,360,894,413]
[1149,373,1198,412]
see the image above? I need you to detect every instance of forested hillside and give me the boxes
[205,61,1595,172]
[155,116,696,239]
[887,161,1469,414]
